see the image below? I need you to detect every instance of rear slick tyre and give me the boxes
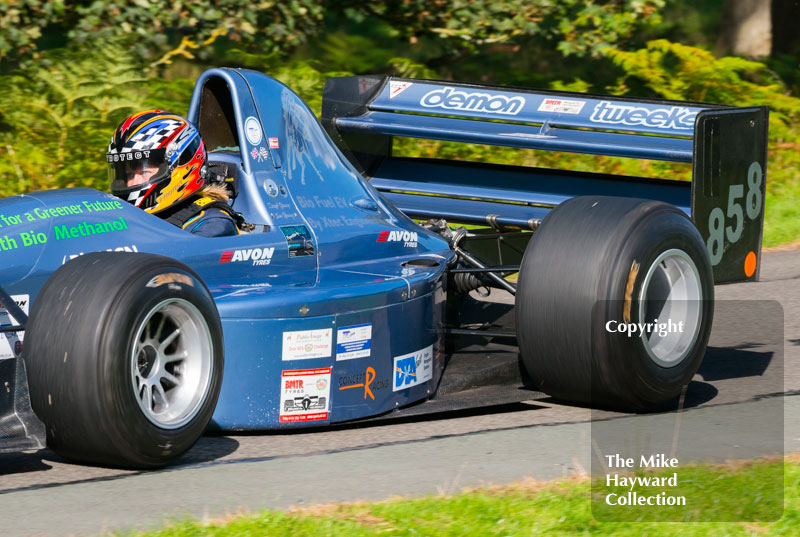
[25,252,223,468]
[515,196,713,411]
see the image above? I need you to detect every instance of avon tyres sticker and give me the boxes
[392,345,433,392]
[280,225,315,258]
[282,328,332,361]
[280,368,331,423]
[0,294,28,359]
[336,323,372,361]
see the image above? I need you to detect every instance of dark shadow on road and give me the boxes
[698,346,774,382]
[0,450,53,476]
[173,436,240,465]
[538,380,719,415]
[668,380,719,410]
[0,437,240,479]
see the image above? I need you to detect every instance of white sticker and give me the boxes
[244,116,263,146]
[280,368,331,423]
[389,81,413,99]
[0,294,29,360]
[537,98,586,115]
[282,328,333,361]
[392,345,433,392]
[420,87,526,116]
[590,101,696,130]
[336,323,372,361]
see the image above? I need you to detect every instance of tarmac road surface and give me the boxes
[1,248,798,537]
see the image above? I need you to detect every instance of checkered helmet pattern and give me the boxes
[108,110,197,164]
[108,110,207,214]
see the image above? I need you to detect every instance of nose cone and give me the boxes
[0,194,49,285]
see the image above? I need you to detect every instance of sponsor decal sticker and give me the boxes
[537,98,585,115]
[259,147,270,160]
[107,150,151,162]
[146,273,194,288]
[268,137,280,149]
[244,116,263,145]
[280,225,315,257]
[392,345,434,392]
[62,244,139,265]
[590,101,697,130]
[338,366,390,401]
[282,328,333,361]
[389,81,412,99]
[0,294,29,359]
[280,368,331,423]
[219,247,274,266]
[420,87,525,116]
[336,323,372,361]
[377,230,418,248]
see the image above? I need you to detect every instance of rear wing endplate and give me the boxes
[322,76,768,283]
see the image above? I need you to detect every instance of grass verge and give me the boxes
[764,178,800,248]
[124,456,799,537]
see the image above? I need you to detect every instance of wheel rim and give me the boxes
[638,249,703,368]
[130,298,213,429]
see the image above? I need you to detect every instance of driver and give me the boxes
[107,110,239,237]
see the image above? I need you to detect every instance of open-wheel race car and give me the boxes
[0,68,768,468]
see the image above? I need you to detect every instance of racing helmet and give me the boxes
[107,110,207,214]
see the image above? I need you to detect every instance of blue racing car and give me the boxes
[0,68,768,467]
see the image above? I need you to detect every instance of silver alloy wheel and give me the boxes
[638,248,703,368]
[130,298,214,429]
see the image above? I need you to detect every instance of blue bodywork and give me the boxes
[0,68,454,430]
[0,69,770,436]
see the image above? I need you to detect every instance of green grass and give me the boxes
[764,178,800,247]
[123,457,800,537]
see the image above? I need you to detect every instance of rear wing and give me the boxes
[322,76,769,283]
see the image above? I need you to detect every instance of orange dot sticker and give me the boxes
[744,251,757,278]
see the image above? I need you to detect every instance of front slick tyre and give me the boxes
[26,252,223,468]
[516,196,713,411]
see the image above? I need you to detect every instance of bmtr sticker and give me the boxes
[280,368,331,423]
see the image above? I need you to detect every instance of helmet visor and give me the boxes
[108,148,169,194]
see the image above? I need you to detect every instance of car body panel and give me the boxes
[0,68,454,432]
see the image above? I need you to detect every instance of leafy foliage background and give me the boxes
[0,1,797,245]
